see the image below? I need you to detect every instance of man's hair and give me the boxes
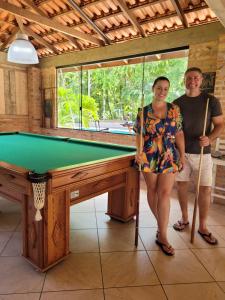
[185,67,203,77]
[152,76,170,88]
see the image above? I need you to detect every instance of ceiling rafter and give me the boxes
[14,13,58,53]
[67,0,111,45]
[114,0,146,37]
[170,0,189,28]
[19,0,84,50]
[0,0,217,58]
[0,2,213,44]
[1,0,209,45]
[0,26,19,50]
[0,1,104,45]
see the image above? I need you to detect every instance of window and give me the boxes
[57,49,188,134]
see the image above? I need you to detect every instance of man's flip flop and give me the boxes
[155,240,175,256]
[198,231,218,245]
[173,220,189,231]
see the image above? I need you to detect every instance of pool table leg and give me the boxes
[107,168,140,222]
[23,187,70,271]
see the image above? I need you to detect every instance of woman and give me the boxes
[134,76,185,256]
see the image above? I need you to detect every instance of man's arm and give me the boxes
[200,115,224,147]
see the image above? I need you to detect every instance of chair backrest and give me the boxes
[215,138,225,155]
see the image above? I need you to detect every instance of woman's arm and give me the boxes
[135,133,143,164]
[175,130,185,166]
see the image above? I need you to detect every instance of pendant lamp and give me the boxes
[7,33,39,64]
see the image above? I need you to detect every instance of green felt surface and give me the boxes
[0,132,135,174]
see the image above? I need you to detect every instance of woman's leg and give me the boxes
[143,172,158,221]
[157,173,175,248]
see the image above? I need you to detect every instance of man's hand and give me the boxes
[199,135,211,147]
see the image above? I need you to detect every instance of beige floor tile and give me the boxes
[0,213,21,231]
[96,213,135,229]
[207,210,225,226]
[0,198,21,213]
[0,293,40,300]
[70,229,99,253]
[149,249,213,284]
[164,282,225,300]
[217,281,225,293]
[140,228,188,250]
[70,199,95,213]
[98,228,144,252]
[15,222,22,232]
[193,248,225,281]
[104,285,167,300]
[0,232,13,253]
[41,289,104,300]
[139,198,149,212]
[2,232,22,256]
[0,257,45,293]
[139,212,157,228]
[209,226,225,241]
[43,253,102,291]
[70,212,97,229]
[177,227,225,249]
[94,194,108,212]
[101,251,159,288]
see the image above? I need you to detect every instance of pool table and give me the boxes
[0,132,139,271]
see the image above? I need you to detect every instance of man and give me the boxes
[173,67,224,244]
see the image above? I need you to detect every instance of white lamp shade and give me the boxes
[7,34,39,64]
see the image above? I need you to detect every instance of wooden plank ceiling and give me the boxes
[0,0,218,59]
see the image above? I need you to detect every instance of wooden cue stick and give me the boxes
[190,97,209,243]
[135,58,145,247]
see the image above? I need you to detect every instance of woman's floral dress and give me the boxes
[133,103,183,173]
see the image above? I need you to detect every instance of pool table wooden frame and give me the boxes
[0,137,139,271]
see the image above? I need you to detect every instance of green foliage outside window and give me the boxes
[57,56,188,129]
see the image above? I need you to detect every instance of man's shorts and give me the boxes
[176,153,213,186]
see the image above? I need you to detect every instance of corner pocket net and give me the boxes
[29,173,49,222]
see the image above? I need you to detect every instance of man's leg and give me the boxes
[198,186,211,232]
[173,153,191,231]
[194,154,217,244]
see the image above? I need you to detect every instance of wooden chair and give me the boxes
[212,138,225,203]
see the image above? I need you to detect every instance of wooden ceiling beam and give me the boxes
[67,0,111,45]
[114,0,146,37]
[24,26,58,53]
[21,0,46,17]
[19,0,83,51]
[61,34,83,50]
[14,15,57,53]
[0,1,103,45]
[0,26,19,50]
[170,0,189,28]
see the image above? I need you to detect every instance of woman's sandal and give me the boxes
[173,220,189,231]
[198,231,218,245]
[156,230,159,239]
[155,239,175,256]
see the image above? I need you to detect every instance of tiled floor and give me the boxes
[1,181,225,299]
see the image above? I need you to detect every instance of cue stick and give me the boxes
[190,97,209,243]
[135,57,145,247]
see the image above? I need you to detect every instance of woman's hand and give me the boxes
[135,152,144,164]
[179,155,185,171]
